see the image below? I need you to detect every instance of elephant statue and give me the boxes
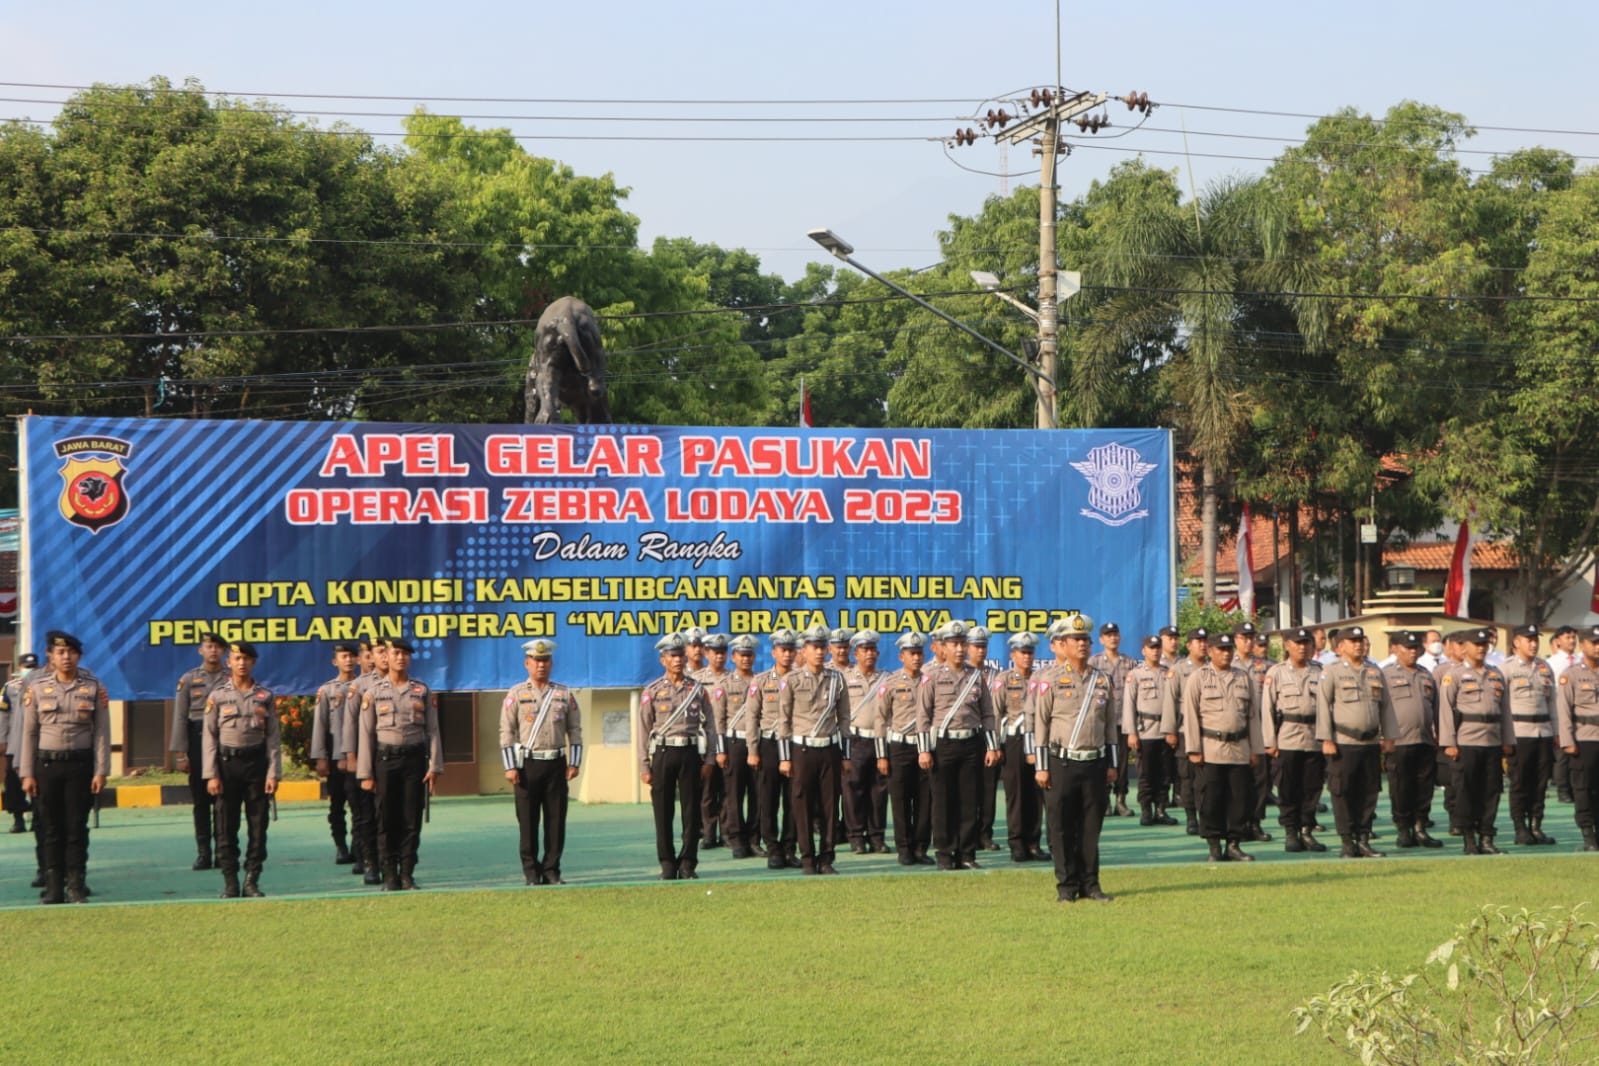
[524,296,612,424]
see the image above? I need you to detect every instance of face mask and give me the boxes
[1426,642,1444,657]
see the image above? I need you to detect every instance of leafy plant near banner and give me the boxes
[1175,597,1252,642]
[276,696,314,771]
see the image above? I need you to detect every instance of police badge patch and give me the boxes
[1070,442,1156,527]
[55,436,134,533]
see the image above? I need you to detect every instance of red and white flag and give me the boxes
[1444,517,1473,617]
[1235,503,1256,617]
[799,378,813,428]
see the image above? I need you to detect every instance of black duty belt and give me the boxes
[1334,724,1379,741]
[1278,713,1316,724]
[221,744,266,760]
[1200,728,1248,743]
[378,743,427,759]
[1510,714,1550,723]
[38,749,92,763]
[1458,713,1500,724]
[1576,714,1599,726]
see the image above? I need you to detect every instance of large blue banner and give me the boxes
[22,417,1173,698]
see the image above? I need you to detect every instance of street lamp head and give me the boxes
[969,270,1001,291]
[807,228,854,259]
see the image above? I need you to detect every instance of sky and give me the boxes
[3,1,1598,281]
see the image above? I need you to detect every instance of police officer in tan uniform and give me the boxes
[19,631,109,904]
[743,629,799,869]
[357,638,443,890]
[773,624,850,875]
[1438,627,1515,854]
[1314,625,1397,859]
[341,638,384,884]
[499,638,581,885]
[829,627,854,673]
[1502,624,1559,846]
[1556,626,1599,850]
[842,629,889,854]
[996,632,1049,860]
[1089,622,1137,818]
[201,641,281,899]
[1261,627,1325,853]
[916,620,1001,870]
[967,625,1004,850]
[875,631,933,865]
[1,652,40,835]
[1381,631,1442,849]
[717,635,762,858]
[1234,623,1274,842]
[167,632,229,871]
[694,633,732,850]
[1124,635,1176,826]
[1182,632,1261,862]
[1034,613,1117,902]
[1433,630,1467,835]
[642,633,720,880]
[309,641,360,867]
[1160,627,1211,835]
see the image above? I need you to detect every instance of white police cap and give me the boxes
[1007,632,1038,650]
[729,634,759,653]
[896,631,926,650]
[655,633,686,654]
[521,638,557,658]
[850,628,881,648]
[967,625,991,645]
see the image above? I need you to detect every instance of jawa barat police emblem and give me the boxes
[1071,442,1155,527]
[55,435,134,533]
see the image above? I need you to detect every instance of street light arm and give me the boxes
[830,253,1048,385]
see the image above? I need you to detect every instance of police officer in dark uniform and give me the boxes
[996,632,1049,860]
[916,620,1001,870]
[842,629,889,854]
[875,631,934,864]
[1034,613,1117,902]
[19,632,109,904]
[1123,635,1176,826]
[1234,622,1274,842]
[640,633,720,880]
[357,638,443,890]
[1088,622,1137,818]
[1502,624,1559,846]
[202,641,281,898]
[1382,631,1442,848]
[310,642,360,866]
[743,629,799,869]
[1160,627,1211,835]
[1437,628,1515,854]
[499,638,582,885]
[1183,632,1261,863]
[693,633,732,850]
[1261,628,1326,853]
[775,624,850,875]
[1315,626,1397,859]
[167,633,229,870]
[1,652,40,834]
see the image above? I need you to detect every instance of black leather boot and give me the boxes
[242,872,264,898]
[221,871,241,899]
[40,869,65,905]
[1357,835,1385,858]
[1225,841,1255,862]
[65,871,88,904]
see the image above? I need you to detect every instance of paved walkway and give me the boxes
[0,792,1586,909]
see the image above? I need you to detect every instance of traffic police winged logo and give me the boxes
[1071,442,1155,527]
[54,435,134,533]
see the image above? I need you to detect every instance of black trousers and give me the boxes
[1276,749,1325,833]
[1044,756,1107,893]
[185,720,212,843]
[1175,751,1197,816]
[1133,736,1169,810]
[699,750,725,843]
[930,735,984,864]
[1438,749,1458,828]
[3,762,27,819]
[1000,734,1043,852]
[325,764,351,844]
[35,756,94,875]
[374,749,428,872]
[791,744,841,864]
[1507,736,1555,824]
[842,735,886,846]
[1554,745,1572,797]
[1111,733,1131,800]
[1453,745,1504,836]
[1250,754,1273,824]
[347,771,377,865]
[1387,743,1437,828]
[1197,761,1251,842]
[719,737,757,847]
[978,761,1000,842]
[1326,745,1381,837]
[216,751,270,877]
[650,745,703,868]
[754,737,794,857]
[1571,742,1599,832]
[885,741,930,856]
[515,756,569,879]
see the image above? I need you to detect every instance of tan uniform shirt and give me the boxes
[1181,664,1260,765]
[1087,652,1135,719]
[357,677,443,778]
[992,667,1033,739]
[311,675,358,761]
[776,666,850,747]
[1159,657,1206,754]
[498,680,581,756]
[741,668,787,744]
[845,667,888,736]
[1500,655,1556,739]
[1437,665,1512,748]
[0,675,20,754]
[1260,661,1322,752]
[874,670,923,740]
[1121,663,1170,741]
[915,661,996,741]
[168,665,228,752]
[19,671,111,778]
[638,674,716,773]
[1557,660,1599,747]
[1034,664,1115,769]
[707,670,754,740]
[1315,660,1397,747]
[201,679,283,780]
[342,670,382,759]
[1381,662,1438,747]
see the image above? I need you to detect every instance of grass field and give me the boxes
[0,798,1592,1064]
